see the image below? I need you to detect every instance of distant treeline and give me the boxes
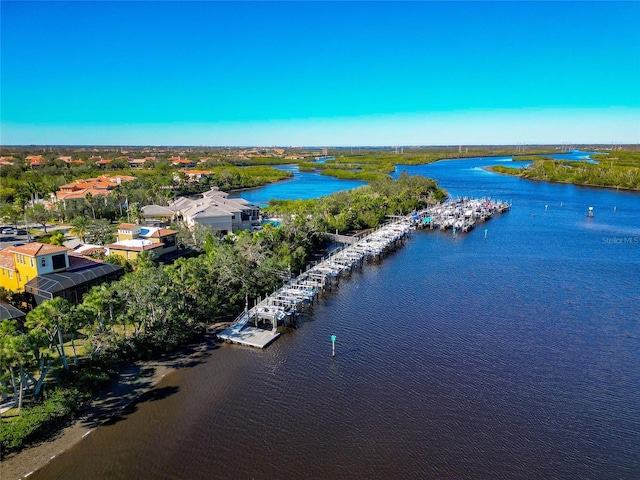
[491,151,640,190]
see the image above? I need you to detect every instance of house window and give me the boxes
[8,271,13,279]
[41,258,46,267]
[30,258,34,267]
[52,254,66,269]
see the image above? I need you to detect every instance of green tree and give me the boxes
[25,298,74,370]
[70,216,91,243]
[85,192,96,220]
[48,230,66,246]
[26,203,53,233]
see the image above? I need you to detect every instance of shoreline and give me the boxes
[1,322,229,480]
[483,166,640,192]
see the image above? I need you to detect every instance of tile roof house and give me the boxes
[183,169,215,182]
[0,242,123,305]
[27,155,43,168]
[104,224,179,260]
[171,156,196,168]
[55,174,136,201]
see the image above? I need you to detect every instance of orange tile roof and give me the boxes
[55,174,136,200]
[68,252,106,268]
[147,228,179,238]
[57,188,110,201]
[0,250,16,270]
[7,243,68,257]
[117,223,137,229]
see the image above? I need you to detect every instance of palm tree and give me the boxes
[85,192,96,219]
[70,216,91,243]
[128,201,144,225]
[25,297,74,370]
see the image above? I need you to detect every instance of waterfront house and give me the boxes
[104,223,179,260]
[168,188,260,234]
[0,242,123,306]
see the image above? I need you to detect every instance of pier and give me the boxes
[217,197,510,348]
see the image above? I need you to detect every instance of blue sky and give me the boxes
[1,1,639,146]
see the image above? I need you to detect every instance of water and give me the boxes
[229,165,366,206]
[32,154,640,479]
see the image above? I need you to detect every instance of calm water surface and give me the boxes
[33,155,640,479]
[229,165,366,205]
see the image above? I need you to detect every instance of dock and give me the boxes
[217,197,510,348]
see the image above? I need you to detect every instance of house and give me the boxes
[25,253,124,306]
[167,188,260,234]
[0,242,123,306]
[104,223,179,261]
[0,243,70,292]
[128,157,154,168]
[170,156,196,168]
[27,155,43,168]
[140,205,177,226]
[95,158,113,168]
[183,169,215,182]
[55,174,136,201]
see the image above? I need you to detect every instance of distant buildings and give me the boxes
[55,174,136,202]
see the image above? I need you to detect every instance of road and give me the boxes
[0,225,71,250]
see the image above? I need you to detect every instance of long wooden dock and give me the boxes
[217,197,510,348]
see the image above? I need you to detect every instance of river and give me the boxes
[31,153,640,479]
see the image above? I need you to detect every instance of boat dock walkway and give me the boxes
[217,197,510,348]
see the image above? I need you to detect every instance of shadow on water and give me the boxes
[75,340,217,430]
[100,386,180,427]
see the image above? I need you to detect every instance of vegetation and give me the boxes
[266,172,446,233]
[0,173,445,453]
[491,151,640,190]
[0,151,292,226]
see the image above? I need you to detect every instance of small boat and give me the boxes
[586,206,594,218]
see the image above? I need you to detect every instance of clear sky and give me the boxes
[1,1,639,146]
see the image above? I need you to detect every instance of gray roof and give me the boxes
[24,262,124,299]
[169,190,258,221]
[142,204,177,216]
[0,301,26,321]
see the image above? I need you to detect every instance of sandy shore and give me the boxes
[1,323,228,480]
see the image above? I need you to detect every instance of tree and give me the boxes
[0,319,51,405]
[128,201,143,225]
[0,202,22,227]
[87,218,114,245]
[26,203,53,233]
[25,297,75,370]
[48,230,66,246]
[70,216,91,243]
[85,192,96,220]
